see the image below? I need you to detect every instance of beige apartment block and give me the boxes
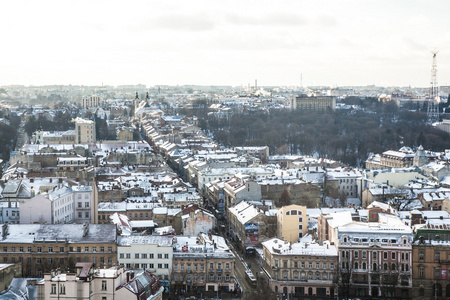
[262,238,338,298]
[74,117,96,143]
[277,204,307,244]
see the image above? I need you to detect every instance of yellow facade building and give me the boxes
[277,204,307,243]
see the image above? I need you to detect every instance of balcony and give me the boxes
[217,269,222,273]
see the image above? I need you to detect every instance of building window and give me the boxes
[391,252,396,260]
[384,252,388,259]
[60,284,65,294]
[164,253,169,259]
[135,254,139,259]
[435,251,440,261]
[354,251,359,259]
[373,252,377,259]
[51,284,56,294]
[362,251,367,259]
[120,253,124,259]
[164,264,169,268]
[37,247,41,253]
[126,253,130,259]
[158,254,162,259]
[158,264,162,268]
[298,224,303,230]
[37,258,41,264]
[102,280,107,291]
[142,253,147,258]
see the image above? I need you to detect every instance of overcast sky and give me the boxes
[1,0,450,87]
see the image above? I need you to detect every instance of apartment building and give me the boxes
[277,204,307,244]
[82,95,101,109]
[336,214,413,299]
[117,235,173,287]
[412,220,450,299]
[20,184,97,224]
[0,223,117,277]
[228,201,277,250]
[262,238,338,298]
[290,95,336,112]
[171,233,235,294]
[37,263,163,300]
[74,117,96,143]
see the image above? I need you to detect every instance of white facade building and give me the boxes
[117,235,173,285]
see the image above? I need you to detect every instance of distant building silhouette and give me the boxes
[290,95,336,112]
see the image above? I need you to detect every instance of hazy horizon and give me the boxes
[2,0,450,88]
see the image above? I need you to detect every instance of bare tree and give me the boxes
[339,190,348,207]
[335,253,353,300]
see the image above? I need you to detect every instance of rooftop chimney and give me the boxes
[82,222,89,237]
